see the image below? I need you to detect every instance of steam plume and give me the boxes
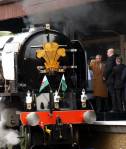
[0,105,20,148]
[22,0,108,34]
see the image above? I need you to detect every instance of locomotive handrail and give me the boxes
[37,66,77,69]
[31,45,77,52]
[67,49,77,52]
[62,66,77,69]
[37,65,77,73]
[31,45,68,48]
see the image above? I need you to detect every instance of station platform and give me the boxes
[96,111,126,121]
[91,120,126,133]
[80,119,126,149]
[93,120,126,126]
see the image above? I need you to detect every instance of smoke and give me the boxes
[5,130,20,145]
[0,126,20,148]
[21,0,122,35]
[22,0,105,30]
[0,105,20,148]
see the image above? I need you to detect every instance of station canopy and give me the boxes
[0,2,26,20]
[0,0,99,21]
[0,0,126,35]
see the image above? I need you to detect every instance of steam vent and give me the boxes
[0,0,126,149]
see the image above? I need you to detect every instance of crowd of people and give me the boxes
[89,48,126,113]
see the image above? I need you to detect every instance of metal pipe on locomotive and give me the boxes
[0,25,96,149]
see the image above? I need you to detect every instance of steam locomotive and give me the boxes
[0,25,96,149]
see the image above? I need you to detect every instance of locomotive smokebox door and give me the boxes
[18,29,86,92]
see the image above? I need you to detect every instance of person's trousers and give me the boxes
[123,87,126,111]
[107,85,116,111]
[115,89,123,112]
[96,97,109,112]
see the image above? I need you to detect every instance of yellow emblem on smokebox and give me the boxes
[36,42,66,72]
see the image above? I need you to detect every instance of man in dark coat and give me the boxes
[121,66,126,111]
[113,56,125,112]
[103,48,116,112]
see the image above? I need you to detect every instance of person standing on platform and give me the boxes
[90,55,108,112]
[103,48,116,112]
[113,56,125,112]
[121,64,126,111]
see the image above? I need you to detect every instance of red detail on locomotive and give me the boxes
[20,110,90,126]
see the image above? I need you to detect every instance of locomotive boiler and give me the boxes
[0,25,96,149]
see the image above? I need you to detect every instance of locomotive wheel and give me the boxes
[20,125,31,149]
